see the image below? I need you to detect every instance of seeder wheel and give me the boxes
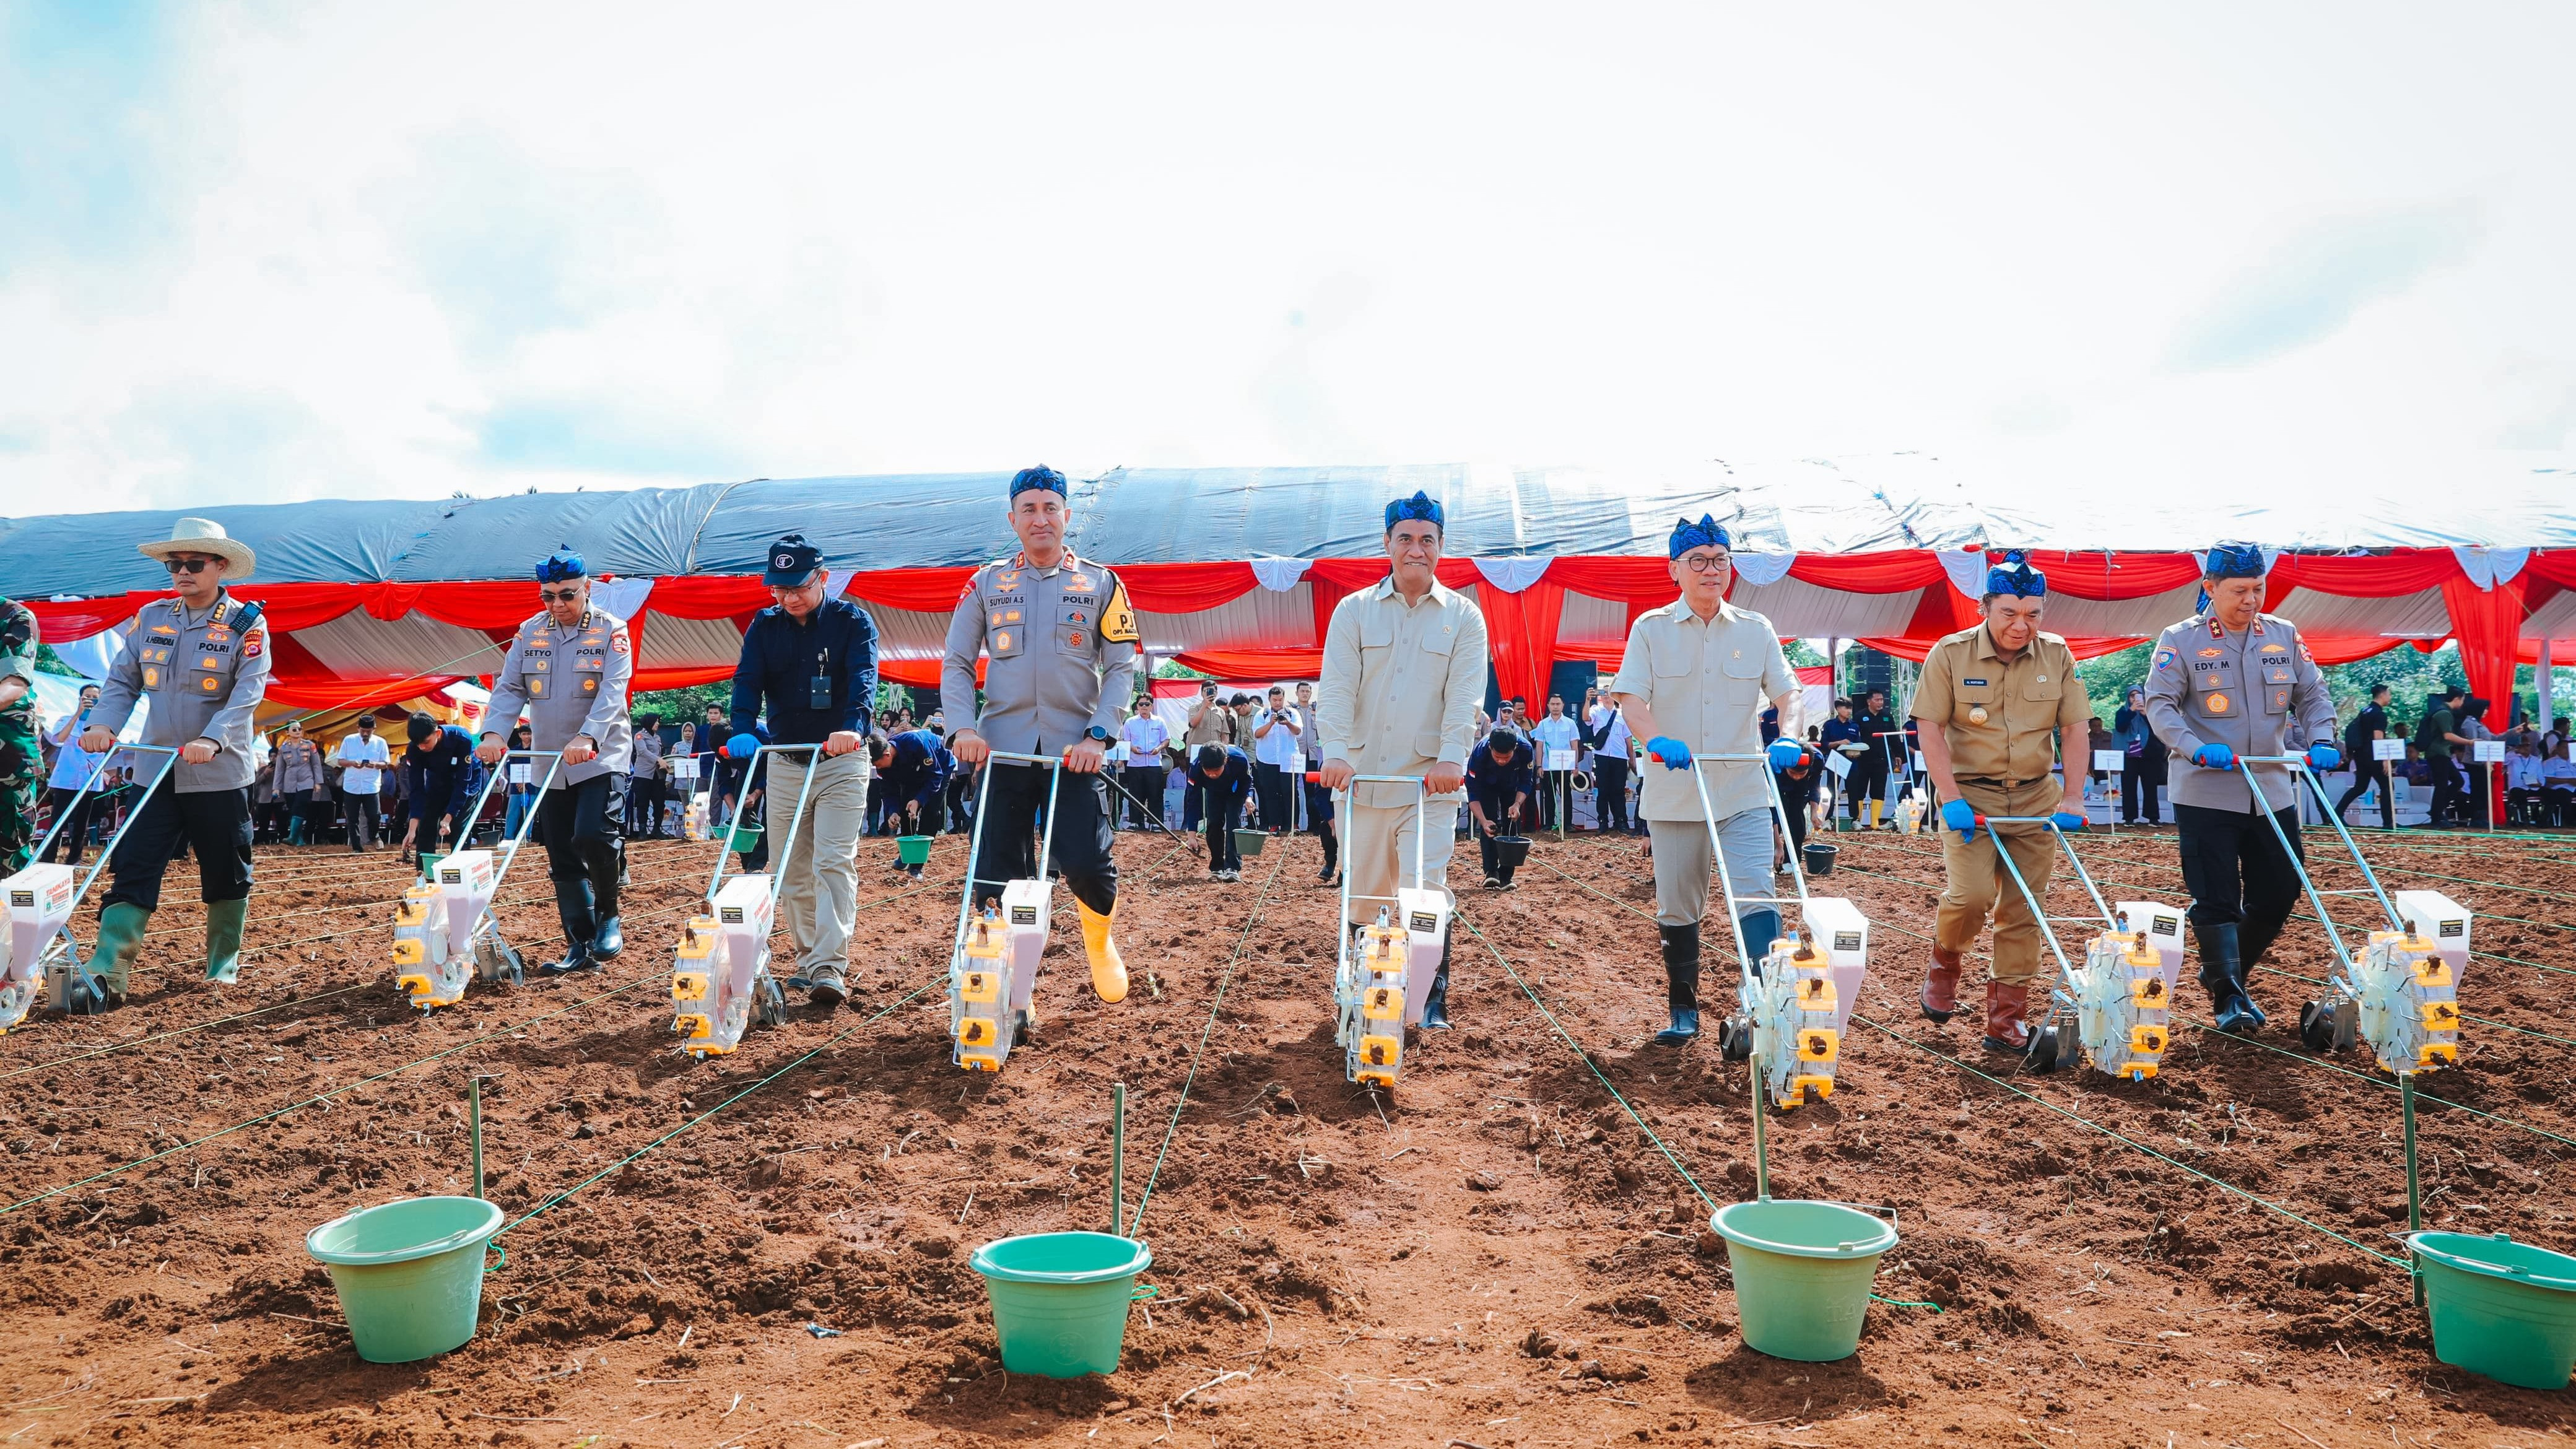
[2024,1019,2063,1074]
[754,976,786,1029]
[1717,1016,1752,1062]
[2297,998,2336,1053]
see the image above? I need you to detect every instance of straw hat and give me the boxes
[137,516,255,581]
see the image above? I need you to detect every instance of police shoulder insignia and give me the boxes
[241,627,265,659]
[1099,578,1139,644]
[2152,647,2177,671]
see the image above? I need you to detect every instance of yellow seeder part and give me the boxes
[1796,1027,1838,1063]
[1795,975,1837,1011]
[959,968,999,1004]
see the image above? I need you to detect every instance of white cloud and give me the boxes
[2,1,2573,518]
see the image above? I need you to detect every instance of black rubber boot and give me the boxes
[1655,923,1701,1046]
[2196,921,2266,1032]
[588,842,623,962]
[540,880,598,975]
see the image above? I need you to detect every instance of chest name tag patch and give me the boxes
[1962,678,1987,687]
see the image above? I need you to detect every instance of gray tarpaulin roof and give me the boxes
[7,456,2576,597]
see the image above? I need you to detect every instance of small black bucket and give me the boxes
[1802,842,1839,877]
[1490,834,1534,870]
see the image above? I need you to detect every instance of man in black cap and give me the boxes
[728,533,879,1009]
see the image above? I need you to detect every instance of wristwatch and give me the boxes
[1086,726,1111,742]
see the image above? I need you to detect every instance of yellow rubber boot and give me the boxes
[1078,901,1129,1004]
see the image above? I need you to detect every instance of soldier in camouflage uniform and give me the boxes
[0,594,38,876]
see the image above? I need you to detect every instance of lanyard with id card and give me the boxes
[811,645,833,710]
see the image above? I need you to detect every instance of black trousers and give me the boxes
[1595,757,1630,833]
[2120,759,2163,824]
[342,791,381,849]
[1254,762,1294,833]
[103,781,252,913]
[1202,783,1247,870]
[1848,757,1889,811]
[1474,804,1517,883]
[627,773,666,836]
[2174,801,2304,969]
[972,760,1116,914]
[2427,756,2467,826]
[2334,761,2394,830]
[1120,764,1163,829]
[41,786,96,864]
[539,773,625,916]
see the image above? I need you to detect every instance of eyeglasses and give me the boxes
[163,557,217,575]
[1679,552,1731,574]
[539,588,583,603]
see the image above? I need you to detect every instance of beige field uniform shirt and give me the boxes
[1315,578,1488,811]
[1908,624,2089,786]
[1608,598,1795,822]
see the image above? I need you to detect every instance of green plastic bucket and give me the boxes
[1712,1199,1898,1362]
[896,834,933,866]
[1234,829,1267,858]
[970,1232,1153,1378]
[728,822,762,851]
[2407,1231,2576,1389]
[305,1196,503,1363]
[417,851,445,882]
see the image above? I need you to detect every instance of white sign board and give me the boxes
[2472,740,2506,763]
[2092,749,2124,772]
[1910,751,1926,773]
[2372,738,2406,762]
[1823,751,1854,780]
[1546,749,1577,772]
[509,762,531,785]
[669,756,700,781]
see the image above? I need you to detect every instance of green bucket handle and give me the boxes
[1131,1283,1159,1302]
[487,1241,507,1271]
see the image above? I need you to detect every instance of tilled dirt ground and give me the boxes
[2,820,2573,1447]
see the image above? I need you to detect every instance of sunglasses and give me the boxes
[163,557,220,575]
[539,588,583,603]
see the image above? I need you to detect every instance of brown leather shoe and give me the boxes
[1920,946,1963,1022]
[1982,981,2032,1051]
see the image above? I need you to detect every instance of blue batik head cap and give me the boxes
[1983,550,2047,599]
[1668,515,1730,560]
[535,547,586,583]
[1384,490,1444,533]
[1010,465,1068,500]
[2204,541,2267,580]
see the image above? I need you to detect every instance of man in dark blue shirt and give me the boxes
[1466,728,1535,889]
[871,727,952,839]
[1192,742,1254,881]
[399,713,479,858]
[727,533,881,1009]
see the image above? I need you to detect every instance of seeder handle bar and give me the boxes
[1314,774,1429,934]
[451,749,567,944]
[2233,757,2361,978]
[1969,816,2118,932]
[29,744,181,927]
[1302,772,1425,786]
[1643,748,1815,968]
[704,743,824,906]
[947,747,1068,972]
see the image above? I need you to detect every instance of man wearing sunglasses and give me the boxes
[2142,541,2338,1035]
[79,518,274,997]
[1608,516,1801,1047]
[476,549,635,976]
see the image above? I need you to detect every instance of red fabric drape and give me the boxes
[259,674,467,711]
[837,567,975,614]
[2440,571,2525,822]
[1546,556,1679,605]
[2264,548,2460,606]
[642,575,774,619]
[1115,562,1261,612]
[2016,552,2206,601]
[1476,583,1529,707]
[1786,551,1951,592]
[1171,648,1323,682]
[879,656,984,690]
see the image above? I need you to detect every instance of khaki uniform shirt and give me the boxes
[1608,598,1795,822]
[484,607,635,785]
[940,550,1139,754]
[2143,611,2336,813]
[1908,624,2089,786]
[1315,577,1489,810]
[1183,699,1237,750]
[90,592,274,793]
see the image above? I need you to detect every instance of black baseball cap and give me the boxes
[763,533,824,587]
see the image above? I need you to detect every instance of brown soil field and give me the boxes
[2,820,2572,1447]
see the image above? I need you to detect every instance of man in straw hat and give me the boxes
[80,517,274,998]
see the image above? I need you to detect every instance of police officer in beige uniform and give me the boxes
[1908,553,2092,1051]
[82,518,276,995]
[2141,541,2339,1033]
[1608,515,1801,1046]
[476,549,635,975]
[1316,490,1489,1030]
[942,466,1140,1008]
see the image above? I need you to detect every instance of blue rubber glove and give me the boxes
[2050,810,2087,833]
[1939,798,1978,842]
[1646,736,1692,770]
[2190,741,2235,770]
[1766,738,1804,770]
[2305,742,2342,770]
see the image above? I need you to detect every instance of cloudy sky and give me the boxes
[2,2,2571,516]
